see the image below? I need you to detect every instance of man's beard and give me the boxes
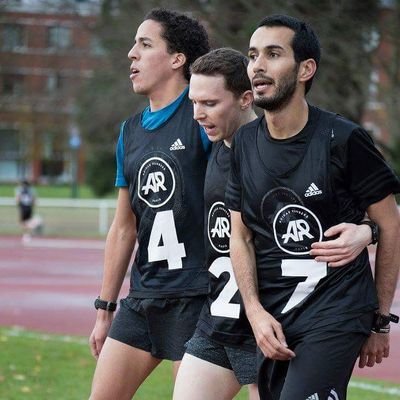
[254,65,299,112]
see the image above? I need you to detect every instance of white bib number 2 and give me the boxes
[281,259,327,313]
[148,210,186,270]
[209,257,240,319]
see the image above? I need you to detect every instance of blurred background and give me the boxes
[0,2,399,398]
[0,0,399,204]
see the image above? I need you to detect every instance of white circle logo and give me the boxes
[208,201,230,254]
[273,204,322,255]
[138,157,176,208]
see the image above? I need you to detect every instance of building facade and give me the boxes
[0,0,102,184]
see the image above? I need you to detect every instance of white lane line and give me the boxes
[2,326,87,345]
[349,381,400,396]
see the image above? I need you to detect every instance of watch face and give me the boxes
[375,313,390,328]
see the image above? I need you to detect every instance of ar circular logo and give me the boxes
[208,201,230,254]
[261,187,303,228]
[138,156,176,208]
[273,204,322,255]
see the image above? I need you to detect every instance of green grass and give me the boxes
[0,184,117,238]
[0,328,399,400]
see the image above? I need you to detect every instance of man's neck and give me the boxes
[224,109,258,147]
[148,78,188,111]
[264,95,309,140]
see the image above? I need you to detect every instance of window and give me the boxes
[0,129,20,180]
[1,24,25,50]
[90,35,106,56]
[47,26,72,49]
[0,129,19,157]
[2,74,24,95]
[46,73,67,92]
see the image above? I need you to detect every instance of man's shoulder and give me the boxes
[315,107,361,145]
[122,112,143,134]
[235,116,262,142]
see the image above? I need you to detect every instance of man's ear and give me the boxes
[239,90,254,110]
[298,58,317,85]
[171,53,187,70]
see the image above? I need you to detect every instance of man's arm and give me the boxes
[89,188,137,359]
[230,210,295,361]
[358,194,400,368]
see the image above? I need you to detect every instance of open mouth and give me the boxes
[202,125,217,135]
[252,76,274,91]
[130,68,139,79]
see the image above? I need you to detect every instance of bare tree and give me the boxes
[77,0,380,195]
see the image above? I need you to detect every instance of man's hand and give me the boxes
[89,312,114,359]
[310,223,371,267]
[247,306,296,360]
[358,332,390,368]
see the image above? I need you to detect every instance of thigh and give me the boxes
[89,337,161,400]
[173,353,241,400]
[248,383,261,400]
[280,329,368,400]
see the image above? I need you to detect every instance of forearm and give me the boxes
[230,211,263,318]
[99,219,136,302]
[231,238,260,311]
[374,221,400,314]
[368,195,400,314]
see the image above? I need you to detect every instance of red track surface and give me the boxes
[0,236,399,383]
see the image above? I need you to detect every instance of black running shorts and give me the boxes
[108,296,206,361]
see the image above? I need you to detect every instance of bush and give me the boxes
[86,151,116,197]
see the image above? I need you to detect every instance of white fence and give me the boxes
[0,197,117,236]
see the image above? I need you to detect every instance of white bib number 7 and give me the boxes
[209,257,240,319]
[148,210,186,270]
[281,259,327,314]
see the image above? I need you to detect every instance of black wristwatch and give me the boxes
[94,296,117,312]
[359,220,379,245]
[371,311,399,333]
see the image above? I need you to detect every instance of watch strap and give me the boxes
[371,311,399,333]
[359,220,379,245]
[94,296,117,312]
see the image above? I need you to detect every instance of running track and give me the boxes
[0,236,399,383]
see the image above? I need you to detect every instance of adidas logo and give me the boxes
[305,389,339,400]
[328,389,339,400]
[170,138,185,151]
[304,182,322,197]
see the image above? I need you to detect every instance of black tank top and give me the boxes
[123,94,209,298]
[197,142,255,349]
[226,107,380,334]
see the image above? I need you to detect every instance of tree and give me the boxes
[373,0,400,176]
[77,0,380,195]
[78,0,206,196]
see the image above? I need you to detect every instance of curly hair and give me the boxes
[145,8,210,82]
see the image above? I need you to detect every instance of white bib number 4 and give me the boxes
[148,210,186,270]
[281,259,327,313]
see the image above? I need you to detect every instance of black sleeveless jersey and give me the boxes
[123,94,209,298]
[226,106,400,335]
[197,142,255,350]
